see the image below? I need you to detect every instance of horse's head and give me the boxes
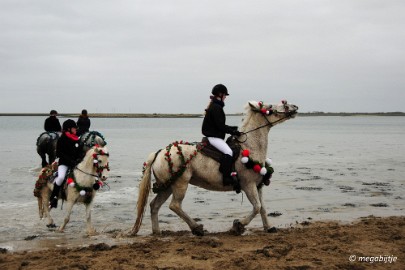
[80,131,107,152]
[246,100,298,127]
[87,145,110,182]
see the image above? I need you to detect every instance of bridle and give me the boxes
[236,102,297,143]
[75,147,110,180]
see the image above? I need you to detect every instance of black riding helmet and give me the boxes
[62,119,78,131]
[211,84,229,96]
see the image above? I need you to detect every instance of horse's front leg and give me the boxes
[231,183,261,235]
[150,188,172,234]
[169,181,204,236]
[58,201,74,233]
[85,202,97,235]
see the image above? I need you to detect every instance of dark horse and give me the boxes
[36,131,107,168]
[36,132,60,168]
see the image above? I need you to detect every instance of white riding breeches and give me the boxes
[207,137,233,156]
[54,165,68,186]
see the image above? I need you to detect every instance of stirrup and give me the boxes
[231,172,241,193]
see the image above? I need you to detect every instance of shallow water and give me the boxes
[0,115,404,251]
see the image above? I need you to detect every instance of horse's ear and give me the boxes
[248,101,259,110]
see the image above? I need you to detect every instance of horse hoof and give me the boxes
[46,224,56,228]
[230,219,246,236]
[267,227,277,233]
[87,230,98,236]
[191,225,204,236]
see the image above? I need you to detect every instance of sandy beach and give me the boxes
[1,215,403,270]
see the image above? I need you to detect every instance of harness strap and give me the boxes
[75,167,99,178]
[236,112,292,143]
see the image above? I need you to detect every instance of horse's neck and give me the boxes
[240,114,270,162]
[75,156,96,186]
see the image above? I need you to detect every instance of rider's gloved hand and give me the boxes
[231,130,242,136]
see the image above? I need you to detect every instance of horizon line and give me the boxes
[0,112,405,118]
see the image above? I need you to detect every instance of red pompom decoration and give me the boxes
[253,164,262,173]
[242,149,250,157]
[261,108,267,114]
[67,178,74,185]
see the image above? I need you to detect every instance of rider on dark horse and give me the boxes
[49,119,84,209]
[202,84,241,189]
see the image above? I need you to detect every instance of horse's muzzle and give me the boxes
[288,105,298,117]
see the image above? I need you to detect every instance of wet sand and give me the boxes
[1,215,404,270]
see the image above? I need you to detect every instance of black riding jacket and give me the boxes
[56,132,83,167]
[76,116,91,136]
[44,116,62,132]
[202,99,235,139]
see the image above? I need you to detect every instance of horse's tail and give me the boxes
[131,151,159,235]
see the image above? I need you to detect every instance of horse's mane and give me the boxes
[82,147,97,167]
[240,101,258,131]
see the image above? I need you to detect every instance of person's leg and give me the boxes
[207,138,239,190]
[49,165,68,208]
[54,165,68,186]
[207,137,232,156]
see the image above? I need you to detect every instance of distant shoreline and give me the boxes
[0,112,404,118]
[0,113,204,118]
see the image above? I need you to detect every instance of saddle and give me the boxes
[36,131,60,146]
[200,137,241,163]
[34,162,68,201]
[200,137,241,193]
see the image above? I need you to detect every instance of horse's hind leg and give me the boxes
[41,189,56,227]
[39,153,48,168]
[49,152,56,165]
[150,188,172,234]
[37,197,44,219]
[169,182,204,236]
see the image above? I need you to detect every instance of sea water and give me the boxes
[0,115,404,251]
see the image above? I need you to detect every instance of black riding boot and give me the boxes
[220,154,234,186]
[49,183,61,209]
[219,155,240,193]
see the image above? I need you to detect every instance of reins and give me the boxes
[74,147,110,179]
[236,111,294,143]
[75,167,100,178]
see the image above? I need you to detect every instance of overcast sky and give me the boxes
[1,0,404,113]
